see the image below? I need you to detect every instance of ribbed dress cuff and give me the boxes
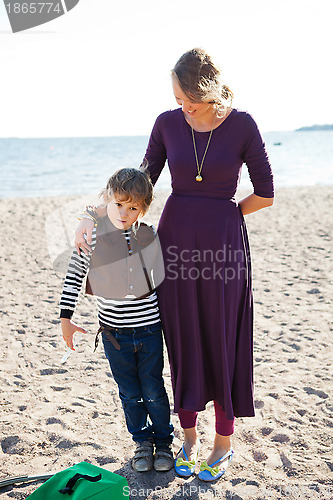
[254,190,274,198]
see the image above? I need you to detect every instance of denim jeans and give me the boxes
[101,321,174,446]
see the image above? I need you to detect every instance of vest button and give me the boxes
[129,285,134,290]
[129,267,133,272]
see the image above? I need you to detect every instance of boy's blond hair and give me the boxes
[101,167,153,215]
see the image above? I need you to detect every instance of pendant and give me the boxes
[196,175,203,182]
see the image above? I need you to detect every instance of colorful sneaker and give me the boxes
[198,449,234,481]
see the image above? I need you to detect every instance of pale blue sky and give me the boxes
[0,0,332,137]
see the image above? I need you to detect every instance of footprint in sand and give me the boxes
[1,435,33,454]
[304,387,329,399]
[290,439,309,450]
[40,368,67,375]
[56,438,81,449]
[1,435,20,453]
[271,433,290,443]
[242,431,258,444]
[323,418,333,428]
[280,451,293,469]
[253,450,268,462]
[46,417,66,426]
[77,397,96,404]
[261,427,273,436]
[289,417,303,425]
[325,461,333,472]
[95,456,117,465]
[254,400,265,409]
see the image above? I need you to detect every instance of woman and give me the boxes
[76,48,274,481]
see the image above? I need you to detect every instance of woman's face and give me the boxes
[171,75,213,122]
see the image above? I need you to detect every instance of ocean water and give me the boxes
[0,131,332,198]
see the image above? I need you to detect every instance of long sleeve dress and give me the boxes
[144,108,274,420]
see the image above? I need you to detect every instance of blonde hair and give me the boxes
[172,48,233,117]
[101,167,153,215]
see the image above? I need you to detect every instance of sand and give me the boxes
[0,185,332,499]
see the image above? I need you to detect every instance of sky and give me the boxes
[0,0,332,137]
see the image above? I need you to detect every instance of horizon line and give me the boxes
[0,129,299,140]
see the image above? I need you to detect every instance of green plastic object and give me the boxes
[27,462,128,500]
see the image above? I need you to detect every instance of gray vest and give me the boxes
[86,217,164,300]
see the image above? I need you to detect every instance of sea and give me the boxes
[0,130,332,198]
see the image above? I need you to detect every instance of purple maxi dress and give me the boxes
[144,108,274,420]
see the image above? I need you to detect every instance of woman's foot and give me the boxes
[177,426,200,461]
[206,434,231,465]
[198,449,234,481]
[174,442,200,477]
[177,439,200,462]
[174,427,200,477]
[206,446,231,466]
[198,433,233,481]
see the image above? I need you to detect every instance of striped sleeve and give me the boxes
[59,230,97,318]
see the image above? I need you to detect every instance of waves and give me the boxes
[0,131,332,198]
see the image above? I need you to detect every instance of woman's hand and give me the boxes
[239,193,274,215]
[75,204,107,255]
[75,219,94,255]
[61,318,87,350]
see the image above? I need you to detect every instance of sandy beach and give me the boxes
[0,185,332,500]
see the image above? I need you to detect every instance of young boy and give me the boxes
[60,168,174,472]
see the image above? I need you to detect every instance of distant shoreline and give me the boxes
[295,124,333,132]
[1,125,333,138]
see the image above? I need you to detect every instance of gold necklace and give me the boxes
[191,126,213,182]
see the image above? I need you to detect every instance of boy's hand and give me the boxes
[61,318,87,350]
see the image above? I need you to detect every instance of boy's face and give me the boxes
[106,193,144,230]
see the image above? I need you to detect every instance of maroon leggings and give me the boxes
[178,401,235,436]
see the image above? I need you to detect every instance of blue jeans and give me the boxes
[101,321,174,446]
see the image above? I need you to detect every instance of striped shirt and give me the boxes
[60,227,160,328]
